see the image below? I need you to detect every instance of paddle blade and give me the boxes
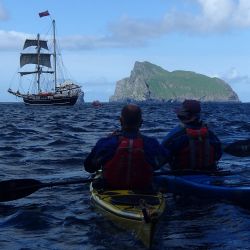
[224,139,250,157]
[0,179,42,202]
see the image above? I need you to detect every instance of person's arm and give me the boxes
[208,130,222,160]
[162,125,184,148]
[84,146,101,173]
[161,125,186,164]
[84,136,118,173]
[143,137,170,170]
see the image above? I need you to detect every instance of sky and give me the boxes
[1,0,250,102]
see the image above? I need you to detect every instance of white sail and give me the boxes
[23,39,49,50]
[20,53,52,68]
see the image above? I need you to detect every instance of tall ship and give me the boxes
[8,14,83,105]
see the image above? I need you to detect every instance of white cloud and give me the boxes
[198,0,235,24]
[100,0,250,46]
[195,0,250,31]
[60,34,142,50]
[220,67,250,102]
[110,0,250,37]
[222,67,240,80]
[0,1,8,20]
[2,0,250,51]
[0,30,27,50]
[82,77,116,102]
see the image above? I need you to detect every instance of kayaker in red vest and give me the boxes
[162,99,222,171]
[84,104,169,190]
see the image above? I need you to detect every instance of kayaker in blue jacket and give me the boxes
[162,99,222,171]
[84,104,169,190]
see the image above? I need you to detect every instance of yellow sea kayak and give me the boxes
[90,183,165,248]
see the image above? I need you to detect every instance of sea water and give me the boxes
[0,102,250,249]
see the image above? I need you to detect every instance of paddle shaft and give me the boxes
[223,139,250,157]
[40,178,93,188]
[0,177,93,202]
[154,169,231,176]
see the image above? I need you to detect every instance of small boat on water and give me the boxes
[90,182,166,248]
[92,100,102,107]
[8,13,83,105]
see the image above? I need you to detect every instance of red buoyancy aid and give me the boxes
[103,136,153,190]
[173,127,216,170]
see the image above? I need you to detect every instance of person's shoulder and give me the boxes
[161,124,185,146]
[202,122,221,141]
[107,130,122,137]
[170,124,185,133]
[166,124,185,138]
[141,134,157,141]
[95,133,119,146]
[140,134,160,145]
[202,122,216,134]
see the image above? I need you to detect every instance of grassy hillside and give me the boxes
[147,69,235,100]
[110,61,239,102]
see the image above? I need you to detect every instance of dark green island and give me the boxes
[109,61,239,102]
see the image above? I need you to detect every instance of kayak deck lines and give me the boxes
[90,184,165,248]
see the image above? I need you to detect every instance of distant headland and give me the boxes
[109,61,239,102]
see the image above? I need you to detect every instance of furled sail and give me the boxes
[19,70,54,76]
[20,53,52,68]
[23,39,49,50]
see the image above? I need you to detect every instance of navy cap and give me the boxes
[175,99,201,123]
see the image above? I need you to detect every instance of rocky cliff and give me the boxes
[109,61,239,102]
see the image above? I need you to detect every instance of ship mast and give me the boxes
[37,33,41,93]
[53,19,57,90]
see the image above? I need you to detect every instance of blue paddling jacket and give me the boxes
[84,130,169,174]
[162,122,222,171]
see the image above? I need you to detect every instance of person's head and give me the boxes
[176,99,201,124]
[120,104,142,132]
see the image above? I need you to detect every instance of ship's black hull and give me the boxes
[23,95,79,106]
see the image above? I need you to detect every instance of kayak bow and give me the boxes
[90,183,165,248]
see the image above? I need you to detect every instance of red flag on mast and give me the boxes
[39,10,50,18]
